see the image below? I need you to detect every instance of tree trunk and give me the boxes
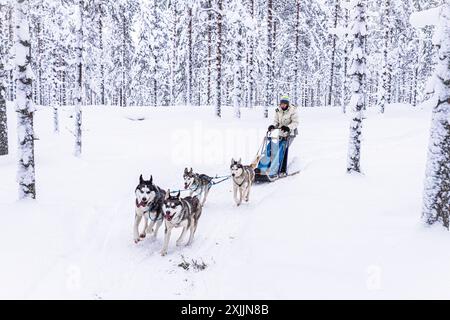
[422,3,450,228]
[265,0,273,118]
[347,0,366,174]
[187,6,193,106]
[74,0,83,157]
[0,76,7,156]
[379,0,392,114]
[0,8,8,156]
[247,0,255,108]
[15,0,36,199]
[215,0,223,118]
[294,0,301,107]
[233,25,243,119]
[121,13,127,108]
[328,1,339,106]
[51,48,59,134]
[342,6,349,112]
[99,8,105,105]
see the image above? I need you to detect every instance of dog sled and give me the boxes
[252,129,300,183]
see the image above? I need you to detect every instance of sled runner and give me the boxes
[253,130,299,183]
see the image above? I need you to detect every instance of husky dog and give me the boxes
[134,175,166,243]
[230,158,255,206]
[183,167,213,207]
[160,190,202,256]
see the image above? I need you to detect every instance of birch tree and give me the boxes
[15,0,36,199]
[347,0,367,174]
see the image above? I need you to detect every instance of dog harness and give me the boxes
[136,194,164,221]
[233,177,246,187]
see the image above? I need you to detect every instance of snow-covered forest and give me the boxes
[0,0,449,299]
[0,0,444,111]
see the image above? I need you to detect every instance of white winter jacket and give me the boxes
[273,104,299,137]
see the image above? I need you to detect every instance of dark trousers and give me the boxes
[280,136,295,174]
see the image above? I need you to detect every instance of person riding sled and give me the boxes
[256,95,298,178]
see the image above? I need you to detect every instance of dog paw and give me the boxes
[160,250,167,256]
[176,241,184,247]
[134,238,140,244]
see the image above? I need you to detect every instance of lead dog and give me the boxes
[134,175,166,243]
[183,167,213,207]
[230,158,255,206]
[160,190,202,256]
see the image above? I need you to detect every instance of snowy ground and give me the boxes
[1,101,450,299]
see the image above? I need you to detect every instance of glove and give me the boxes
[267,125,275,132]
[281,126,290,134]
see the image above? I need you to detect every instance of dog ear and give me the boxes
[231,158,234,165]
[139,174,144,184]
[176,191,180,198]
[238,158,242,164]
[165,190,170,200]
[184,167,188,174]
[190,167,193,173]
[149,175,153,185]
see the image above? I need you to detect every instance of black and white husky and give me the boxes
[160,190,202,256]
[230,158,255,206]
[183,167,213,207]
[134,175,166,244]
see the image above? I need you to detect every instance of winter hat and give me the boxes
[280,95,290,105]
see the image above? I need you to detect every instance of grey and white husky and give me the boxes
[160,190,202,256]
[230,158,255,206]
[133,175,166,243]
[183,167,213,207]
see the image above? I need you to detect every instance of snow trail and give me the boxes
[1,103,449,299]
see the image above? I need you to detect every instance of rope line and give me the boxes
[169,174,231,195]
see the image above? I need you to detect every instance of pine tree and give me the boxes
[133,0,154,106]
[109,0,137,107]
[327,0,341,106]
[422,3,450,228]
[229,0,250,118]
[15,0,36,199]
[347,0,367,174]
